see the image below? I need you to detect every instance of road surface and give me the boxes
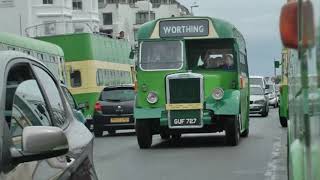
[93,108,287,180]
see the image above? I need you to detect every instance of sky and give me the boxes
[178,0,284,76]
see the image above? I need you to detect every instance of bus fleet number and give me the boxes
[173,118,197,125]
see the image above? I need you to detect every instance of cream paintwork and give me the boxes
[66,60,132,94]
[150,17,219,39]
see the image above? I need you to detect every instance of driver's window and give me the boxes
[5,64,51,149]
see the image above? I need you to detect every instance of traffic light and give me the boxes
[274,61,280,68]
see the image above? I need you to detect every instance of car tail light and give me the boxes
[95,102,102,112]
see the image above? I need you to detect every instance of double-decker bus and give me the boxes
[38,33,134,123]
[0,32,65,82]
[133,16,250,149]
[279,0,320,179]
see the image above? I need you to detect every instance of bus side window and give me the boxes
[8,46,16,51]
[239,53,248,75]
[70,70,82,87]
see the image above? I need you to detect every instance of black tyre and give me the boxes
[160,132,170,140]
[261,106,268,117]
[240,128,249,137]
[108,129,116,135]
[225,115,240,146]
[171,134,181,140]
[136,120,153,149]
[94,128,103,137]
[280,117,288,127]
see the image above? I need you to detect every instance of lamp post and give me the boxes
[190,4,199,15]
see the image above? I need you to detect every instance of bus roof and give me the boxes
[0,32,64,56]
[137,16,244,40]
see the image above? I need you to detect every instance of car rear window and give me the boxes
[101,88,135,102]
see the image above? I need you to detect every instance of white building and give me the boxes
[0,0,100,37]
[98,0,190,44]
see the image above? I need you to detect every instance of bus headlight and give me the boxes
[212,88,224,100]
[147,91,158,104]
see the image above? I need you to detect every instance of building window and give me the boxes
[129,0,137,3]
[43,0,53,4]
[103,13,113,25]
[73,0,82,10]
[70,70,82,87]
[107,0,118,3]
[136,12,155,24]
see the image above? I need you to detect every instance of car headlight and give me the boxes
[255,100,265,104]
[147,91,158,104]
[212,88,224,100]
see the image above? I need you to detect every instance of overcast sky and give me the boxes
[178,0,284,76]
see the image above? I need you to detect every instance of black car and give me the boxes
[93,85,135,137]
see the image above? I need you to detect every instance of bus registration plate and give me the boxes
[169,110,202,128]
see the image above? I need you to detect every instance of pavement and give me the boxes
[93,108,287,180]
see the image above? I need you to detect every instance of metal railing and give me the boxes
[25,21,98,38]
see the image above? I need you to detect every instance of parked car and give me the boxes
[0,51,98,180]
[266,83,279,108]
[249,85,269,117]
[250,75,269,89]
[93,85,135,137]
[61,84,87,124]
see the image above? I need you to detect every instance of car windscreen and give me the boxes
[250,87,264,95]
[250,78,263,87]
[140,41,182,70]
[101,89,135,102]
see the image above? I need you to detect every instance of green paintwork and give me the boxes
[135,16,249,135]
[137,16,237,40]
[0,32,64,56]
[279,85,288,118]
[290,140,305,180]
[72,92,100,119]
[37,33,132,64]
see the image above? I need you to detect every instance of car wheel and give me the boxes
[160,132,170,140]
[261,106,268,117]
[225,115,240,146]
[94,128,103,137]
[280,117,288,127]
[136,119,153,149]
[108,129,116,135]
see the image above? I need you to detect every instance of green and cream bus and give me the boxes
[133,17,250,149]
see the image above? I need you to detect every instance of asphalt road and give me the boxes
[93,108,287,180]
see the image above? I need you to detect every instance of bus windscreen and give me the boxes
[140,41,183,70]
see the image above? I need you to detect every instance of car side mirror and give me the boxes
[11,126,69,164]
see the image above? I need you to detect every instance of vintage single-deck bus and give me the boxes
[0,32,66,82]
[279,0,320,179]
[133,17,250,148]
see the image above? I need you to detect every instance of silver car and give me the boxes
[249,85,269,117]
[0,51,98,180]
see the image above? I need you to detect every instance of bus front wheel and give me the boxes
[280,117,288,127]
[136,119,153,149]
[225,115,240,146]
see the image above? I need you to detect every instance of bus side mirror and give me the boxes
[274,61,280,68]
[279,1,315,49]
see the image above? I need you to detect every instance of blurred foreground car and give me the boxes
[249,85,269,117]
[93,85,135,137]
[0,51,98,180]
